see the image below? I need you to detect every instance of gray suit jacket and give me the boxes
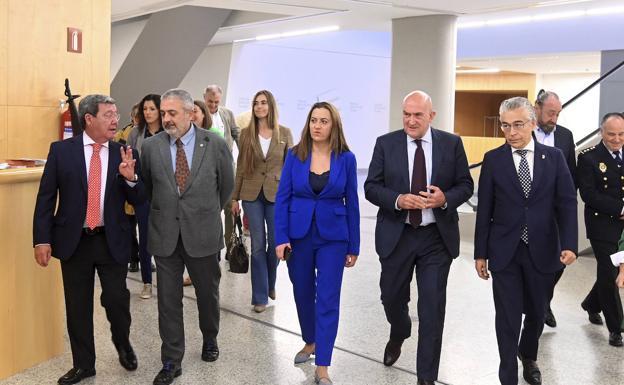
[141,126,234,258]
[218,106,239,152]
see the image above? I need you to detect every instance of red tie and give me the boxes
[86,143,102,229]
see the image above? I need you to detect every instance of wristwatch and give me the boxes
[127,173,138,183]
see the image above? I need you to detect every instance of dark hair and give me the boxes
[79,94,115,129]
[600,112,624,129]
[137,94,162,130]
[535,89,560,106]
[193,100,212,129]
[293,102,350,161]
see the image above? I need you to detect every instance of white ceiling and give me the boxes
[111,0,619,74]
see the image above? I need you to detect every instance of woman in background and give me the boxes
[127,93,163,299]
[274,102,360,385]
[231,90,293,313]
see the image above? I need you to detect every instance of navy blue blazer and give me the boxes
[274,149,360,256]
[33,134,146,264]
[364,128,473,259]
[474,142,577,273]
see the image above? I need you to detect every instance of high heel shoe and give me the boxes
[314,372,333,384]
[293,349,314,364]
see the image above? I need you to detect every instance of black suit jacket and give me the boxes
[364,128,473,259]
[33,134,146,264]
[577,141,624,243]
[474,142,577,273]
[533,125,576,185]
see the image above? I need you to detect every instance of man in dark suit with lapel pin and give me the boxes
[475,97,577,385]
[33,94,146,384]
[140,89,234,385]
[533,90,577,328]
[577,112,624,347]
[365,90,473,385]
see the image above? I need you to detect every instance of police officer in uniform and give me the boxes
[577,112,624,347]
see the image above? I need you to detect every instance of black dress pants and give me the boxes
[582,239,624,333]
[60,232,131,369]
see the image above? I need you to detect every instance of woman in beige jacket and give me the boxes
[232,90,293,312]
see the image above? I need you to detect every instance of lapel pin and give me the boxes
[200,143,204,147]
[541,154,545,159]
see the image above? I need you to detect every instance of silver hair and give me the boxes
[204,85,223,96]
[499,96,536,121]
[79,94,116,128]
[536,90,560,105]
[162,88,194,111]
[600,112,624,130]
[402,90,432,106]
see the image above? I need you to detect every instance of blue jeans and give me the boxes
[242,191,278,305]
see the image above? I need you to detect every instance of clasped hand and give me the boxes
[398,185,446,210]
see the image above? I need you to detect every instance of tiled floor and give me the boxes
[3,196,623,385]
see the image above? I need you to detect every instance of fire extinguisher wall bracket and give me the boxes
[60,108,73,140]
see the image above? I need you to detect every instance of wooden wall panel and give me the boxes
[0,106,6,160]
[7,0,92,106]
[455,92,525,137]
[90,0,111,94]
[0,182,16,379]
[462,136,505,165]
[7,107,58,159]
[0,0,7,105]
[456,72,537,102]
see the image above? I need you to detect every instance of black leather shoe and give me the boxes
[153,364,181,385]
[57,368,96,385]
[383,339,403,367]
[518,353,542,385]
[609,332,623,347]
[201,341,219,362]
[128,261,139,272]
[116,344,138,371]
[417,379,435,385]
[581,302,603,325]
[544,307,557,328]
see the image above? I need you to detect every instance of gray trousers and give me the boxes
[155,237,221,368]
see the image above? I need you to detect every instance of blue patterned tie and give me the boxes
[613,151,623,166]
[516,149,531,244]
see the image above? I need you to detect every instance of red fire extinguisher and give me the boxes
[60,107,73,140]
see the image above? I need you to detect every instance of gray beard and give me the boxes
[540,123,556,134]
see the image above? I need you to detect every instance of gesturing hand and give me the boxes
[118,146,136,181]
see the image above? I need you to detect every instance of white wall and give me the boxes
[178,44,233,101]
[110,17,148,81]
[536,73,601,142]
[225,33,391,169]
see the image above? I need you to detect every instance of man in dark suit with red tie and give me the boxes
[475,97,577,385]
[33,94,145,385]
[365,90,473,385]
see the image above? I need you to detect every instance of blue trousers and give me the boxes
[242,191,278,305]
[289,222,348,366]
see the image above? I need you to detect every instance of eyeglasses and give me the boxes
[100,112,121,121]
[500,120,531,131]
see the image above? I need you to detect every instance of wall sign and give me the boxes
[67,28,82,53]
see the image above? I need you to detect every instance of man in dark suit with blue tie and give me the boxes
[33,95,146,384]
[475,97,577,385]
[365,90,473,385]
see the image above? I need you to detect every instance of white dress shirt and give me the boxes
[83,132,109,227]
[510,139,535,179]
[210,110,225,137]
[534,126,556,147]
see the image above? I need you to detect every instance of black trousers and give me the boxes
[60,232,131,369]
[127,214,139,264]
[379,224,451,381]
[492,243,555,385]
[582,239,624,333]
[155,237,221,369]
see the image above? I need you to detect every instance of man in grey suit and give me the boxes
[141,89,234,385]
[204,85,239,258]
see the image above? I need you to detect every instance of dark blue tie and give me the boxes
[613,151,623,166]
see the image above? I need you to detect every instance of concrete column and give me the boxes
[389,15,457,132]
[111,6,231,120]
[599,49,624,121]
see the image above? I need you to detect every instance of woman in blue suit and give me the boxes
[275,102,360,385]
